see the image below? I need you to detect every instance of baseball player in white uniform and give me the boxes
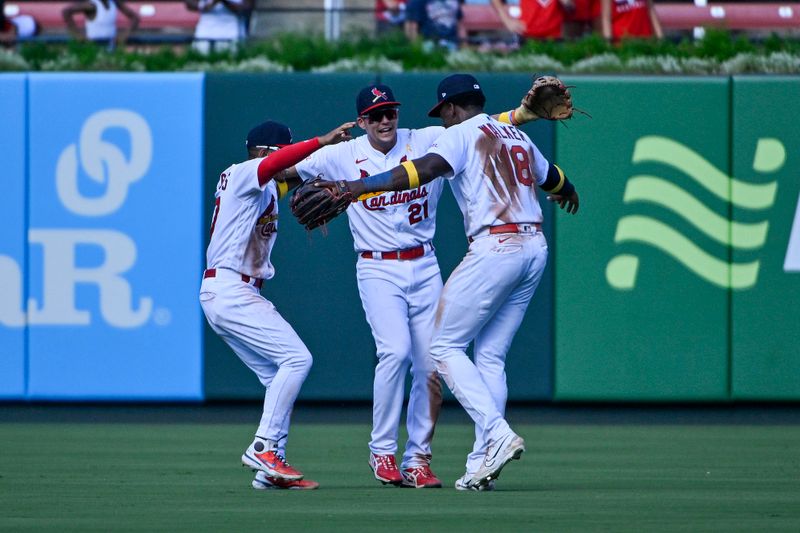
[284,85,446,488]
[199,119,353,491]
[315,74,580,491]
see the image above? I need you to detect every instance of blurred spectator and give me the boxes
[600,0,662,41]
[376,0,407,35]
[563,0,600,38]
[489,0,573,41]
[63,0,140,47]
[185,0,253,54]
[1,13,40,46]
[405,0,463,52]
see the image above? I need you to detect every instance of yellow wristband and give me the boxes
[276,180,289,199]
[498,111,513,125]
[401,160,420,189]
[550,164,566,193]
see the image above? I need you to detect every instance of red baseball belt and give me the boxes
[468,223,542,243]
[203,268,263,289]
[360,244,429,261]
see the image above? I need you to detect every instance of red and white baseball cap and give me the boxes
[356,84,401,116]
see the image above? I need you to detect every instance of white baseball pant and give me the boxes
[429,232,548,473]
[356,251,443,468]
[200,269,312,447]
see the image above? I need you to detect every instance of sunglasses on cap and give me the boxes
[254,144,288,152]
[361,108,398,123]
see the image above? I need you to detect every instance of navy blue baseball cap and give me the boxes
[428,74,485,117]
[246,120,292,149]
[356,84,401,116]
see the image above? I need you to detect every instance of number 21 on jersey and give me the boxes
[408,199,429,225]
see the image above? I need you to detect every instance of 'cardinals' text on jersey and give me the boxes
[295,127,446,252]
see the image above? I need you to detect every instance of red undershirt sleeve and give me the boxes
[257,137,321,187]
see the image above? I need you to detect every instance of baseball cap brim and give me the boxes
[360,101,401,116]
[427,100,447,118]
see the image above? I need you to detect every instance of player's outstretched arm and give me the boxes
[494,76,575,127]
[326,153,452,198]
[256,122,354,188]
[295,154,451,230]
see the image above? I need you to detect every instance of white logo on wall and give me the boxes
[56,110,152,216]
[0,109,157,328]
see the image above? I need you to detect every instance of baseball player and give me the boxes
[281,83,546,488]
[315,73,579,491]
[282,84,446,488]
[199,118,354,491]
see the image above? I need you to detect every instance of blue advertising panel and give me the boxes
[0,75,27,399]
[26,73,204,400]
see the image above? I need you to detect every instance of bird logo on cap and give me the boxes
[371,87,388,103]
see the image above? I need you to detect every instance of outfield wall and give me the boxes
[0,73,797,402]
[555,76,800,401]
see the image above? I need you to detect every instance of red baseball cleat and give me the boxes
[242,440,304,480]
[253,471,319,490]
[368,453,403,485]
[401,465,443,488]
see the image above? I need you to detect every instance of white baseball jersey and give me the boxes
[429,113,550,238]
[205,157,279,280]
[295,127,445,252]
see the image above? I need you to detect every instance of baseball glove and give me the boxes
[521,76,574,121]
[290,178,353,230]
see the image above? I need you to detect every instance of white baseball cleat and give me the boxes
[454,473,495,492]
[470,432,525,489]
[241,439,304,480]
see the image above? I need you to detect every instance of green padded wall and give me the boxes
[554,77,731,400]
[731,76,800,399]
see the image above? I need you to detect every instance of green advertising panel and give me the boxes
[731,77,800,399]
[554,77,731,400]
[203,73,555,400]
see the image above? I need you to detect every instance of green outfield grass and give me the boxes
[1,421,799,532]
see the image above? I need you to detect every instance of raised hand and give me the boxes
[319,122,356,147]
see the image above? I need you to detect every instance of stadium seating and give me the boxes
[463,3,800,34]
[2,1,198,30]
[3,1,799,42]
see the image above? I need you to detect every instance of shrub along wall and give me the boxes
[1,30,800,73]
